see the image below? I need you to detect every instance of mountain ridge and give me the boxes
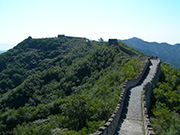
[119,37,180,68]
[127,37,179,45]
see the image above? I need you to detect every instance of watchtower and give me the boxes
[58,35,65,38]
[108,39,118,45]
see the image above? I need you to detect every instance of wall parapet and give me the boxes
[91,56,151,135]
[142,57,161,135]
[117,44,137,56]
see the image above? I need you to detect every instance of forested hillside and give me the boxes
[150,62,180,135]
[0,36,144,135]
[0,36,96,95]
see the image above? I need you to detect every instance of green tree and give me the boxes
[98,38,104,43]
[151,62,180,134]
[61,95,89,131]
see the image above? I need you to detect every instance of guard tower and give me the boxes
[108,39,118,45]
[58,35,65,38]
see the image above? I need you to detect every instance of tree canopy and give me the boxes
[150,62,180,135]
[0,36,144,134]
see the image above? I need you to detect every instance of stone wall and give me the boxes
[142,57,161,135]
[108,39,118,45]
[58,34,65,38]
[91,56,151,135]
[108,39,137,56]
[117,45,137,56]
[58,34,86,40]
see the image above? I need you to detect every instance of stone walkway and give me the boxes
[115,59,158,135]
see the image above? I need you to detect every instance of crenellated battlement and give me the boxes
[142,57,161,135]
[91,56,161,135]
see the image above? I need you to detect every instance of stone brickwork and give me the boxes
[108,39,118,45]
[91,56,151,135]
[117,44,137,56]
[108,39,137,56]
[91,56,160,135]
[142,57,161,135]
[58,34,86,40]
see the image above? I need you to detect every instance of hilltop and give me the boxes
[0,36,144,134]
[119,37,180,68]
[0,35,180,135]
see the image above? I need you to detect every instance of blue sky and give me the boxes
[0,0,180,50]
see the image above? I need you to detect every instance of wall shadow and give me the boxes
[115,61,152,135]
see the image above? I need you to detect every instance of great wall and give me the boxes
[91,39,161,135]
[56,36,161,135]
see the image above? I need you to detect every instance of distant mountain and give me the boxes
[119,37,180,68]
